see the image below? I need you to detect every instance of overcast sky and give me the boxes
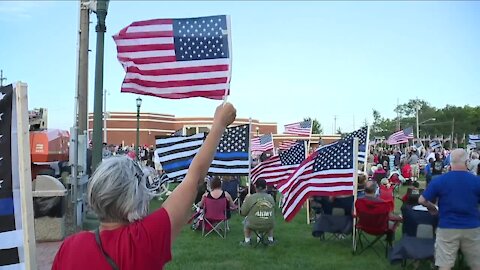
[1,1,479,134]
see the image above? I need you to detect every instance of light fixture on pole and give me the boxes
[135,97,142,158]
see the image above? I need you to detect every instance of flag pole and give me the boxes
[223,15,232,106]
[16,82,37,269]
[363,126,370,175]
[352,137,359,253]
[248,117,252,194]
[271,133,276,156]
[306,121,313,225]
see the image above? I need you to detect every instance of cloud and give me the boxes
[0,1,45,20]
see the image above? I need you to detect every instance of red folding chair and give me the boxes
[379,185,395,213]
[202,197,228,238]
[353,198,401,257]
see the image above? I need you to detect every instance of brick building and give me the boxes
[87,112,340,148]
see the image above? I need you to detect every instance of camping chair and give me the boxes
[312,196,354,240]
[389,204,438,269]
[202,197,228,238]
[353,198,401,257]
[222,178,240,213]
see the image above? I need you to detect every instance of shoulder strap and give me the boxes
[94,228,120,270]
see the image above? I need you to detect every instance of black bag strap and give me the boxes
[94,228,120,270]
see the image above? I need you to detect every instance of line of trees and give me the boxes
[371,98,480,142]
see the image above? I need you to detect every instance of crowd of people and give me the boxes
[53,102,479,270]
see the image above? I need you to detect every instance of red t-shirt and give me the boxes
[52,208,172,270]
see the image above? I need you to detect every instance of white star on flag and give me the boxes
[0,92,5,101]
[0,113,3,121]
[0,180,3,189]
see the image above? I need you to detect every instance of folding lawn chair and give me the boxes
[312,196,354,241]
[202,197,228,238]
[353,198,402,258]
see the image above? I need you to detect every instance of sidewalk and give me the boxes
[36,241,62,270]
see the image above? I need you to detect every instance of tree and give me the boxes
[304,117,323,134]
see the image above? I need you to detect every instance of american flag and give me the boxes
[113,15,232,100]
[278,140,297,151]
[156,124,249,180]
[279,138,355,221]
[343,126,368,163]
[386,127,414,145]
[284,120,312,136]
[251,134,274,153]
[251,141,306,186]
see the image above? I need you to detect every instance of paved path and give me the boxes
[36,241,62,270]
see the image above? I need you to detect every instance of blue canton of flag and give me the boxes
[280,141,306,166]
[314,139,354,171]
[173,16,229,61]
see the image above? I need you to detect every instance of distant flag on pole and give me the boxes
[279,138,356,221]
[343,126,368,163]
[468,134,480,149]
[430,140,442,150]
[386,127,414,145]
[113,15,232,100]
[251,134,274,153]
[284,120,312,136]
[251,141,306,186]
[278,140,297,151]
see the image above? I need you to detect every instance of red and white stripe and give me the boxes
[284,122,311,136]
[250,156,299,186]
[278,140,296,150]
[251,137,274,153]
[113,18,231,100]
[279,152,354,222]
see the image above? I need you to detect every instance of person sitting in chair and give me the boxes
[240,179,275,246]
[198,176,236,219]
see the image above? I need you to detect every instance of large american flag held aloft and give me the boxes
[156,124,249,180]
[251,134,274,153]
[251,141,306,186]
[284,120,312,136]
[114,15,232,100]
[279,138,356,222]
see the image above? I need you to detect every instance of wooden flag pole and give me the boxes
[352,137,359,253]
[306,122,313,224]
[16,82,37,269]
[363,126,370,175]
[248,117,252,194]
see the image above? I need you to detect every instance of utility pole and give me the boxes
[91,0,109,169]
[415,104,420,143]
[0,70,6,86]
[77,0,90,134]
[451,118,454,149]
[333,115,337,134]
[396,98,401,130]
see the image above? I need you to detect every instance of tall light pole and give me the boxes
[136,97,142,158]
[415,104,421,143]
[91,0,109,169]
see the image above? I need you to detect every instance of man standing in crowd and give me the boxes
[419,149,480,270]
[469,152,480,176]
[407,147,420,182]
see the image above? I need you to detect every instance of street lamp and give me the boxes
[91,0,110,170]
[135,97,142,158]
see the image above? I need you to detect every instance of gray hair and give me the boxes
[88,156,153,223]
[472,152,479,160]
[450,149,468,166]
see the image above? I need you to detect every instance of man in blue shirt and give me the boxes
[419,149,480,270]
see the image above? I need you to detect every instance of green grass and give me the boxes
[150,180,468,270]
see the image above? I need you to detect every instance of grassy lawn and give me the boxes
[150,180,468,270]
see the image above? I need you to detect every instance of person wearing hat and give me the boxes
[240,179,276,246]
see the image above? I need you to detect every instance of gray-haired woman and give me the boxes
[53,103,237,270]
